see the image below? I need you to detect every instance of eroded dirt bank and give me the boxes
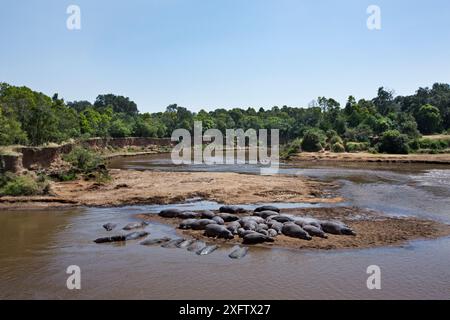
[137,207,450,251]
[0,169,341,209]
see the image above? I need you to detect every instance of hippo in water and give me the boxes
[282,223,312,241]
[125,231,149,241]
[187,240,207,252]
[320,221,356,236]
[229,246,249,259]
[94,235,126,244]
[204,224,234,240]
[219,206,246,214]
[197,245,219,256]
[162,238,185,248]
[159,209,182,218]
[103,223,117,232]
[254,205,280,213]
[140,237,171,246]
[122,221,148,231]
[243,233,275,245]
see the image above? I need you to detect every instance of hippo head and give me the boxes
[342,228,356,236]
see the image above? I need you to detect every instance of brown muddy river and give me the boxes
[1,154,450,299]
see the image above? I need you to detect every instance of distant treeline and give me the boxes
[1,82,450,153]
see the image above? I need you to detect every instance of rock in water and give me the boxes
[229,246,249,259]
[103,223,117,232]
[196,245,219,255]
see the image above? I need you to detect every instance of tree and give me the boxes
[378,130,409,154]
[415,104,442,134]
[94,94,138,115]
[301,129,326,152]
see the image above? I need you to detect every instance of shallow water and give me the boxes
[1,155,450,299]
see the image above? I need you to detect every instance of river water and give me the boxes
[1,154,450,299]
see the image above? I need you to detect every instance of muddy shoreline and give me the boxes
[0,169,342,210]
[289,152,450,164]
[137,207,450,251]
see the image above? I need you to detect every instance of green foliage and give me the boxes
[301,129,326,152]
[345,142,369,153]
[415,104,442,134]
[63,147,104,173]
[377,130,410,154]
[0,172,49,196]
[331,142,345,153]
[281,138,302,159]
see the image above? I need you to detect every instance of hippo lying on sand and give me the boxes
[219,206,246,214]
[254,205,280,213]
[282,223,312,241]
[204,224,234,239]
[122,221,148,231]
[320,221,356,236]
[242,233,275,245]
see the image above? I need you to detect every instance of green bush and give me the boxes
[281,138,302,159]
[331,142,345,153]
[63,147,104,173]
[0,173,49,196]
[345,142,369,153]
[301,129,326,152]
[377,130,410,154]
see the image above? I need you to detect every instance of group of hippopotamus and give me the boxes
[94,218,249,259]
[160,205,356,245]
[93,204,355,259]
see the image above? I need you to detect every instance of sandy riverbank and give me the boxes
[0,169,341,210]
[137,207,450,251]
[289,152,450,164]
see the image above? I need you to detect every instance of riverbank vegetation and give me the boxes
[1,82,450,156]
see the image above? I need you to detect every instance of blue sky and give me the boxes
[1,0,450,113]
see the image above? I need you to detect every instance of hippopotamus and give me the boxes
[226,221,241,235]
[293,217,321,229]
[219,206,246,214]
[125,231,150,241]
[199,210,216,219]
[302,224,328,238]
[238,229,257,238]
[254,205,280,213]
[320,221,356,236]
[256,229,269,236]
[187,240,207,252]
[229,246,249,259]
[197,245,219,255]
[282,223,312,240]
[162,238,185,248]
[122,221,148,231]
[240,216,265,224]
[159,209,182,218]
[179,219,199,230]
[212,216,225,225]
[267,221,283,234]
[140,237,171,246]
[257,223,269,230]
[177,211,200,219]
[103,223,117,231]
[176,239,195,248]
[94,235,126,244]
[217,213,240,222]
[204,224,234,239]
[240,220,258,231]
[243,233,275,245]
[191,219,218,230]
[267,229,278,237]
[254,211,279,219]
[270,215,294,223]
